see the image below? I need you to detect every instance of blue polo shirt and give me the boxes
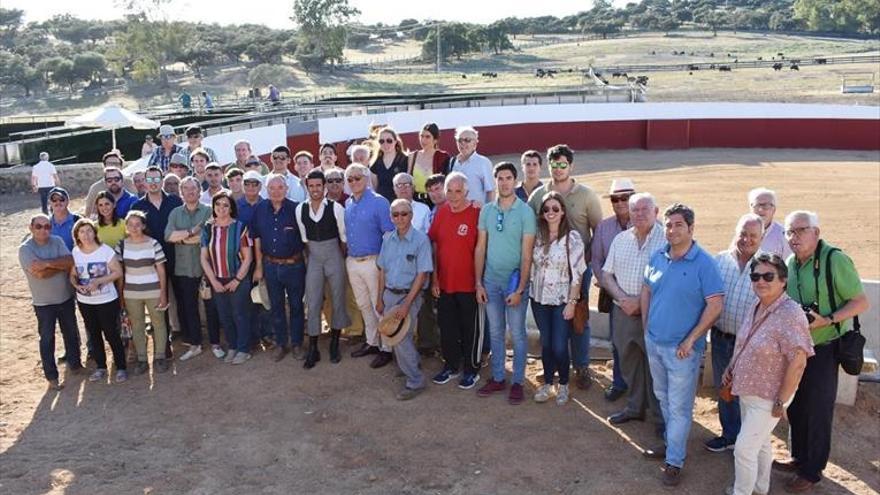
[236,196,264,229]
[115,189,138,218]
[50,211,80,251]
[644,240,724,351]
[377,227,433,290]
[249,198,304,258]
[345,190,393,258]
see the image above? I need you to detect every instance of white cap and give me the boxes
[243,170,263,182]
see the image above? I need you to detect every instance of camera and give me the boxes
[802,302,820,323]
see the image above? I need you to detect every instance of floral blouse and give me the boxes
[731,293,815,402]
[529,230,587,306]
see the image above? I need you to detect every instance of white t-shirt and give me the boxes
[32,160,57,188]
[72,244,119,305]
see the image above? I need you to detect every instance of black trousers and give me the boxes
[787,342,839,483]
[174,275,202,346]
[437,292,479,374]
[78,299,126,371]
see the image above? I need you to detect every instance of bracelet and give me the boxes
[773,399,784,407]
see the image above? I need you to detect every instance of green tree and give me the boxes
[43,14,92,45]
[49,58,79,93]
[0,7,24,48]
[0,49,41,96]
[72,51,107,84]
[292,0,360,69]
[482,22,514,54]
[179,41,216,78]
[420,23,476,61]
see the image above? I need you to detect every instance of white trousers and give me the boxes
[733,395,784,495]
[345,256,389,351]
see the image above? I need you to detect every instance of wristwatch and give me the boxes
[773,399,784,408]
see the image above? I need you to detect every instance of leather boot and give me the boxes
[329,329,341,364]
[304,336,321,369]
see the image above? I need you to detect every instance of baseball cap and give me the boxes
[243,170,263,183]
[169,153,188,166]
[158,124,175,137]
[48,187,69,201]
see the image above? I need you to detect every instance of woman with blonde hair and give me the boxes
[369,126,409,201]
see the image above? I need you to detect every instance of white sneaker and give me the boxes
[179,345,203,362]
[231,352,251,365]
[556,384,570,405]
[534,383,553,403]
[224,350,237,364]
[211,345,226,359]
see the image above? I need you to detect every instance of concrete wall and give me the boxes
[0,163,104,196]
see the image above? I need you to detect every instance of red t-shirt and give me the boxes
[428,203,480,293]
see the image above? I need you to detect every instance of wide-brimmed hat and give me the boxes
[158,124,175,137]
[604,178,636,198]
[250,281,271,311]
[378,306,411,347]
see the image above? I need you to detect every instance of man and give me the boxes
[641,203,724,487]
[148,124,185,173]
[250,174,308,362]
[32,151,60,214]
[426,174,447,213]
[226,168,245,202]
[84,151,136,218]
[261,146,306,203]
[748,187,792,259]
[377,198,433,400]
[603,193,666,431]
[475,162,536,405]
[47,188,80,251]
[268,84,281,104]
[20,214,83,390]
[237,171,272,350]
[294,151,315,179]
[165,177,213,361]
[779,210,869,493]
[393,173,430,234]
[295,170,349,369]
[178,91,192,110]
[515,150,543,201]
[429,172,481,389]
[325,167,348,204]
[132,171,147,197]
[191,149,210,190]
[101,167,137,218]
[182,125,218,165]
[168,153,190,179]
[243,155,269,175]
[705,213,764,453]
[450,126,494,205]
[201,91,214,112]
[226,140,267,174]
[528,144,603,390]
[199,163,229,205]
[344,163,395,368]
[163,174,181,196]
[318,143,337,172]
[141,134,156,158]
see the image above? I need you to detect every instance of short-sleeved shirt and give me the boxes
[761,221,792,260]
[51,212,80,251]
[787,240,864,346]
[731,294,815,401]
[164,203,212,278]
[428,203,480,293]
[477,198,537,284]
[84,178,137,218]
[715,250,758,335]
[148,144,186,173]
[236,196,264,228]
[72,244,119,305]
[591,215,631,283]
[32,160,57,188]
[603,222,666,298]
[249,199,304,258]
[410,200,431,234]
[644,240,725,351]
[344,190,394,258]
[528,180,603,262]
[377,227,433,291]
[97,221,126,251]
[19,236,73,306]
[451,152,495,204]
[370,153,409,202]
[530,231,587,306]
[201,220,252,279]
[117,237,165,300]
[515,181,543,202]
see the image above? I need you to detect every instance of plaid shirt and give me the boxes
[148,144,185,173]
[602,222,665,298]
[715,249,757,335]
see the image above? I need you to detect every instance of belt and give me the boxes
[349,255,377,262]
[264,253,303,265]
[712,327,736,340]
[385,287,409,295]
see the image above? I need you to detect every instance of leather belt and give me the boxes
[264,253,303,265]
[712,327,736,340]
[349,255,376,262]
[385,287,409,295]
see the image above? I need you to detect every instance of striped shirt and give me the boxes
[117,238,166,300]
[602,222,666,298]
[715,250,758,335]
[201,220,252,279]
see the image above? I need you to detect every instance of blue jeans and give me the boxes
[38,187,52,214]
[646,337,703,468]
[531,300,570,385]
[570,267,592,368]
[264,261,305,348]
[609,311,628,390]
[213,278,253,353]
[712,327,741,442]
[484,277,529,385]
[34,298,82,380]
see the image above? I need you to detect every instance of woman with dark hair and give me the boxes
[722,252,813,495]
[369,126,409,202]
[95,191,126,249]
[529,191,586,406]
[409,122,451,203]
[200,191,254,365]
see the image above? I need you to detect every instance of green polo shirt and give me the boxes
[165,203,212,278]
[787,241,864,346]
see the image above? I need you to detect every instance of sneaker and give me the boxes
[431,366,460,385]
[508,383,525,405]
[704,436,736,453]
[179,345,203,361]
[211,345,226,359]
[556,384,570,405]
[458,372,480,390]
[396,387,424,401]
[534,383,553,403]
[231,352,252,365]
[115,370,128,383]
[477,379,506,397]
[224,350,237,364]
[662,464,682,487]
[88,369,107,382]
[133,361,149,376]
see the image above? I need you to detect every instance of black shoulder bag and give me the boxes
[819,245,865,376]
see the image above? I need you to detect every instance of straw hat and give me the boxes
[378,306,411,347]
[250,281,271,311]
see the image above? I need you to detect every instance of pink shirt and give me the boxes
[731,293,814,401]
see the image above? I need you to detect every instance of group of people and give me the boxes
[22,121,868,494]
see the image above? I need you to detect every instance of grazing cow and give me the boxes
[709,52,715,57]
[636,75,649,85]
[535,68,545,78]
[718,65,732,72]
[772,63,784,71]
[777,52,784,57]
[815,58,827,64]
[461,74,467,79]
[790,64,799,71]
[757,56,763,61]
[612,72,622,78]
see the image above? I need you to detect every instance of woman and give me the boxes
[723,252,813,495]
[408,123,451,203]
[95,191,126,249]
[69,218,127,383]
[529,191,586,406]
[200,191,254,365]
[118,211,169,375]
[369,127,409,202]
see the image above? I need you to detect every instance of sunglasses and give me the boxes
[105,176,122,183]
[391,211,411,218]
[347,176,363,183]
[32,223,52,231]
[496,211,504,232]
[457,137,474,144]
[610,195,631,204]
[378,138,395,145]
[271,155,289,161]
[145,177,162,184]
[50,197,66,203]
[160,135,175,140]
[326,178,343,184]
[542,205,561,214]
[749,272,778,282]
[549,161,569,170]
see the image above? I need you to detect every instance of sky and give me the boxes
[3,0,623,29]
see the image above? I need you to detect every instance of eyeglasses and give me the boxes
[542,205,561,214]
[394,182,413,188]
[160,135,175,140]
[105,176,122,183]
[549,161,569,170]
[327,178,343,184]
[32,223,52,231]
[749,272,777,282]
[496,211,504,232]
[457,137,474,144]
[610,195,631,204]
[347,176,363,183]
[378,138,395,145]
[271,155,289,161]
[391,211,411,218]
[145,177,162,184]
[753,202,775,210]
[785,226,813,238]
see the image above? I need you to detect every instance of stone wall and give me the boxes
[0,163,105,196]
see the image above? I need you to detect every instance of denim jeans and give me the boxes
[34,298,82,380]
[711,327,741,442]
[264,261,305,348]
[213,278,253,353]
[531,300,570,385]
[646,337,703,468]
[484,277,529,385]
[38,187,52,214]
[569,267,592,368]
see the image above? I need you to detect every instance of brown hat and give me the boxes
[378,306,412,347]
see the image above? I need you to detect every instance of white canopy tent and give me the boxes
[65,104,160,150]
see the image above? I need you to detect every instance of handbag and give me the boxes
[720,306,772,403]
[565,233,589,335]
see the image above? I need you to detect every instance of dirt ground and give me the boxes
[1,149,878,494]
